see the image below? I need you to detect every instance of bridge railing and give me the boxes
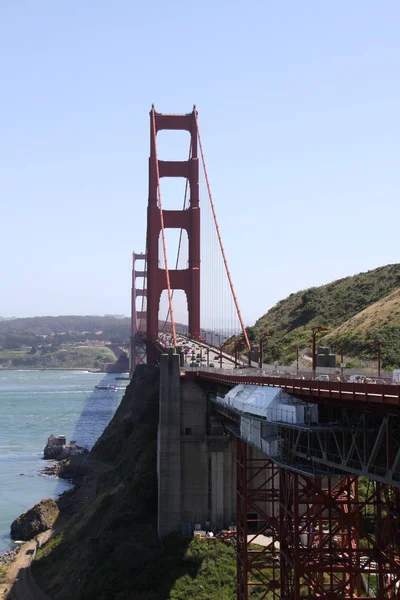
[191,369,400,407]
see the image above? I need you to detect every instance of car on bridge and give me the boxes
[315,374,329,382]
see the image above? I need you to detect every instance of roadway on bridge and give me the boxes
[159,333,246,370]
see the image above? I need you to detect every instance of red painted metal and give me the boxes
[162,142,192,332]
[150,106,177,349]
[130,251,147,372]
[279,470,400,599]
[146,107,200,363]
[236,449,400,599]
[194,110,250,352]
[236,439,280,600]
[193,371,400,408]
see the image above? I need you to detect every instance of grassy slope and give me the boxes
[0,345,116,369]
[246,263,400,367]
[324,287,400,366]
[32,367,240,600]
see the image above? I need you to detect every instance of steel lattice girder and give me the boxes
[236,439,280,600]
[285,410,400,487]
[236,440,400,599]
[279,471,400,599]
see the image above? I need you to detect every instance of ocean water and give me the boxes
[0,370,128,553]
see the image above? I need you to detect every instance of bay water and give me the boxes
[0,370,128,553]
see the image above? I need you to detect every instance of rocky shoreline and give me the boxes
[0,456,88,565]
[41,461,65,478]
[0,545,21,567]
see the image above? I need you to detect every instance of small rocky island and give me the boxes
[44,434,88,460]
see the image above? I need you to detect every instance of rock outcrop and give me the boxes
[10,498,59,541]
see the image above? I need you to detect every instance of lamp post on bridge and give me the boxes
[234,338,245,369]
[312,326,328,379]
[259,332,272,369]
[291,345,299,374]
[219,339,230,370]
[371,340,381,378]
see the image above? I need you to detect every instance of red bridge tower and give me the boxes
[146,107,200,363]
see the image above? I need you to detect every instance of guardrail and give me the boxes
[189,370,400,408]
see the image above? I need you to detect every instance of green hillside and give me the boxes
[246,263,400,369]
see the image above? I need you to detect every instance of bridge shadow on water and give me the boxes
[50,372,129,497]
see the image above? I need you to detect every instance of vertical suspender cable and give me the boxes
[151,107,177,348]
[195,112,250,351]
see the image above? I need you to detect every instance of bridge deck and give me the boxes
[189,370,400,409]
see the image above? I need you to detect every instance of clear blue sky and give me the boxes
[1,1,399,326]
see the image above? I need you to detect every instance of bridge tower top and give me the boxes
[146,107,200,363]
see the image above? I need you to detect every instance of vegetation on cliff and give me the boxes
[32,367,239,600]
[245,263,400,368]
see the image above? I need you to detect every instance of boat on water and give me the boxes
[95,384,117,390]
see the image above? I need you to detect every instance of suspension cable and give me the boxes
[194,110,250,351]
[151,107,177,348]
[162,140,192,333]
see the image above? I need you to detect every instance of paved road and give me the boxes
[0,533,53,600]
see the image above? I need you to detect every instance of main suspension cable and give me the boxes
[151,107,177,348]
[194,110,250,350]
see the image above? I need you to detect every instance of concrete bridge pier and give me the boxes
[157,353,236,537]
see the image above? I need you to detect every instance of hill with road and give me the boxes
[246,263,400,369]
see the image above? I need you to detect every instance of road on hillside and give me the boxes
[0,533,52,600]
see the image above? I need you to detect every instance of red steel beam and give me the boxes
[236,439,280,600]
[193,371,400,408]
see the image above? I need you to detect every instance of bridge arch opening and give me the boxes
[157,176,190,211]
[158,228,188,271]
[158,289,188,337]
[156,129,191,162]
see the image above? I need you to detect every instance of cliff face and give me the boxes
[32,365,160,599]
[32,366,238,600]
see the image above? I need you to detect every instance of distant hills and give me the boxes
[0,316,131,370]
[246,264,400,369]
[0,315,131,346]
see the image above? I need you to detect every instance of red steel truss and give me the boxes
[146,108,200,364]
[237,440,400,599]
[236,439,281,599]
